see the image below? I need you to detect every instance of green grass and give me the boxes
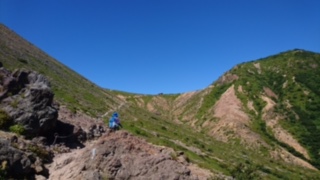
[231,50,320,169]
[117,104,320,179]
[9,124,26,135]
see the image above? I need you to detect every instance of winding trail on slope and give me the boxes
[101,102,126,118]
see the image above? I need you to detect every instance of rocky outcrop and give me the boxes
[49,131,205,180]
[57,106,106,143]
[0,67,58,136]
[216,73,239,85]
[0,137,49,179]
[0,66,211,179]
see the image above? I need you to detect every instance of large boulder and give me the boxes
[0,67,58,136]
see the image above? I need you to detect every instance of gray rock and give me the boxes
[0,138,33,178]
[35,175,47,180]
[82,170,102,180]
[0,67,58,136]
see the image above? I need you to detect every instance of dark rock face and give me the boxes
[57,106,107,143]
[0,138,46,179]
[0,67,58,136]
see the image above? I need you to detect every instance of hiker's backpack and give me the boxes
[109,117,115,128]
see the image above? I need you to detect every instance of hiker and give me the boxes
[109,112,122,131]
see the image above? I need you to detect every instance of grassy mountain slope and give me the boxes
[1,24,320,179]
[110,93,320,179]
[0,24,123,117]
[117,50,320,178]
[230,50,320,167]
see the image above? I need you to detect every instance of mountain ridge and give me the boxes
[116,49,320,172]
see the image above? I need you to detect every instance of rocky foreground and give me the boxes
[47,130,212,180]
[0,65,213,179]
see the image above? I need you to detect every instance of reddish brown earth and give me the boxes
[47,130,212,180]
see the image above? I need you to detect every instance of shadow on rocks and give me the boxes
[47,120,85,149]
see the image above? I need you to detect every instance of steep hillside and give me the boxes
[1,23,320,179]
[230,50,320,167]
[0,24,122,117]
[0,23,220,179]
[117,50,320,178]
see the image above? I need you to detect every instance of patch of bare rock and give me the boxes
[208,85,265,145]
[48,131,212,180]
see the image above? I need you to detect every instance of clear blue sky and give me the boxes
[1,0,319,94]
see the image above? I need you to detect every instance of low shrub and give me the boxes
[27,145,51,162]
[9,124,26,135]
[0,109,12,129]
